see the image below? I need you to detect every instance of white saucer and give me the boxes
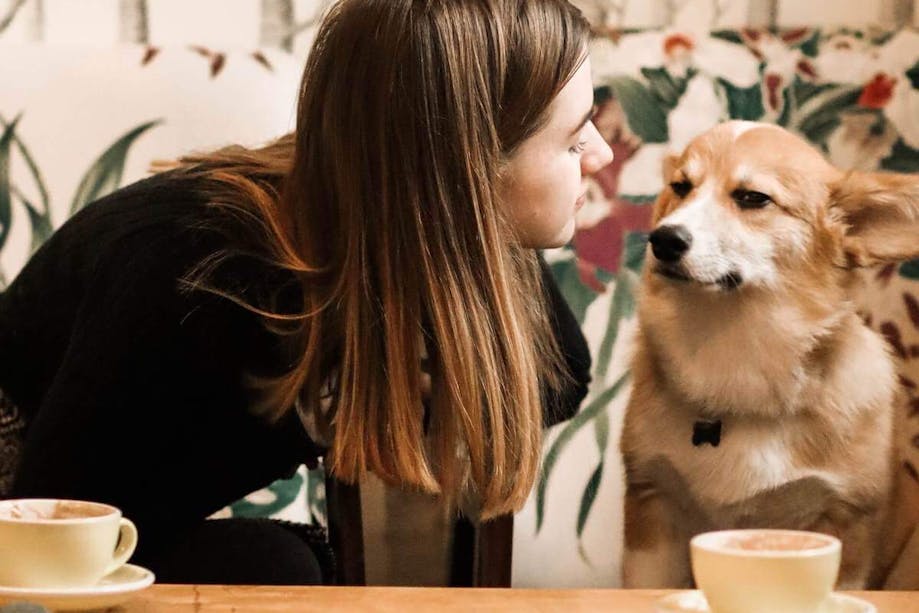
[0,564,154,611]
[655,590,876,613]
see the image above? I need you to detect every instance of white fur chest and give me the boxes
[630,301,897,524]
[648,413,846,509]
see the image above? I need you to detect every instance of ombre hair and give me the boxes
[173,0,590,518]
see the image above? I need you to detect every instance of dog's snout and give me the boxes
[649,225,692,263]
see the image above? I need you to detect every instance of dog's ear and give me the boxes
[652,153,681,225]
[661,152,679,184]
[829,170,919,268]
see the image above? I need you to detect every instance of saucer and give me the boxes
[655,590,876,613]
[0,564,154,611]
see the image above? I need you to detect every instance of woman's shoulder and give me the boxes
[29,169,278,283]
[4,168,288,327]
[58,170,228,249]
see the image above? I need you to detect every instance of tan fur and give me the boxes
[621,121,919,589]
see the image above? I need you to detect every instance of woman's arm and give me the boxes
[11,229,318,561]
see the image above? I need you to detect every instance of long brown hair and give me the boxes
[175,0,589,519]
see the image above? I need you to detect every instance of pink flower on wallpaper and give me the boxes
[796,58,818,80]
[739,28,819,115]
[572,98,653,286]
[741,27,814,57]
[764,72,784,112]
[575,197,653,279]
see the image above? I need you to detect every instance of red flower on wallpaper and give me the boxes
[661,33,697,78]
[664,33,695,56]
[858,73,898,109]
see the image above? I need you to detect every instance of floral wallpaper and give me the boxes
[516,23,919,587]
[1,1,915,47]
[2,0,919,588]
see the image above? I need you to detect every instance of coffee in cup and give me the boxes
[690,529,841,613]
[0,499,138,588]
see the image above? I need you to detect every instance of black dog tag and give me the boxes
[692,420,722,447]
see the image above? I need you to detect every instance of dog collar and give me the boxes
[692,420,722,447]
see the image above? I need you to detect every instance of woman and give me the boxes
[2,0,612,585]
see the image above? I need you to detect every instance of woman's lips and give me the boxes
[575,192,588,211]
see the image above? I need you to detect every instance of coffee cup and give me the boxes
[690,529,841,613]
[0,498,138,588]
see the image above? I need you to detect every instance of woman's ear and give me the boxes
[830,170,919,268]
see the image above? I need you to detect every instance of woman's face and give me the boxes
[500,57,613,248]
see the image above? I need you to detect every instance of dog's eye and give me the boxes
[732,189,771,209]
[670,181,692,198]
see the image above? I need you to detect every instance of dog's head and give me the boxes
[646,120,919,295]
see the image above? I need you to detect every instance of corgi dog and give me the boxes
[620,121,919,589]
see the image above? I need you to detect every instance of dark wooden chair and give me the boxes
[324,477,513,587]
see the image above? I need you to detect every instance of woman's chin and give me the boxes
[516,218,576,249]
[544,219,576,249]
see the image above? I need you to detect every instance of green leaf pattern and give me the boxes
[0,116,19,256]
[70,120,162,215]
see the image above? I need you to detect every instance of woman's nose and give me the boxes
[581,125,614,175]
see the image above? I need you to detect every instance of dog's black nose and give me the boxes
[649,225,692,263]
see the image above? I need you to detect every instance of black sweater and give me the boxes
[0,171,591,560]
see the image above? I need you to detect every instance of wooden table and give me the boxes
[120,585,917,611]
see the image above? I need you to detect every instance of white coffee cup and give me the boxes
[690,529,841,613]
[0,498,138,588]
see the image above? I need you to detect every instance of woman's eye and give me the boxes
[731,189,772,209]
[570,141,587,154]
[670,181,692,198]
